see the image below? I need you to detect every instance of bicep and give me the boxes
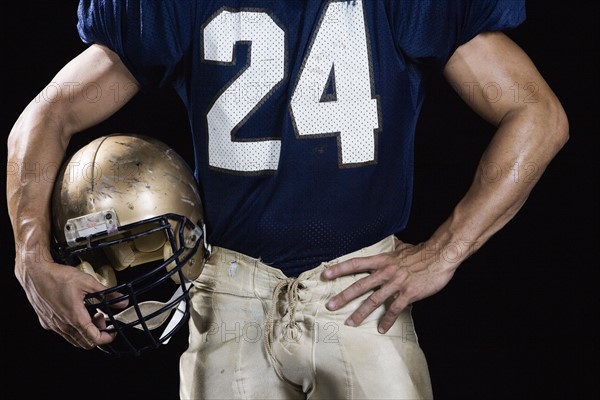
[39,44,140,136]
[443,31,556,126]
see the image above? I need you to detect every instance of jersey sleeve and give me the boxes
[77,0,195,90]
[389,0,526,69]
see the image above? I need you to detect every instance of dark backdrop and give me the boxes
[2,2,597,399]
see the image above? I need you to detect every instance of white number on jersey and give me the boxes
[203,0,380,173]
[290,1,381,167]
[203,11,285,173]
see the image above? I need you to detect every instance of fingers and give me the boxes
[91,313,118,344]
[56,321,96,349]
[321,250,421,334]
[326,276,412,333]
[71,303,117,348]
[42,300,117,349]
[324,253,399,311]
[322,254,387,280]
[56,318,116,349]
[56,324,84,348]
[40,317,81,348]
[325,270,386,311]
[105,291,129,309]
[378,296,411,334]
[347,285,401,331]
[25,261,120,351]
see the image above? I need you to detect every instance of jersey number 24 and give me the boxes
[203,0,381,173]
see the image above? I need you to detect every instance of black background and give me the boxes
[1,2,597,399]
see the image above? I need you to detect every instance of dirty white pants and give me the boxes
[179,236,433,399]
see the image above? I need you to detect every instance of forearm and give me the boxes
[7,101,72,277]
[424,98,569,270]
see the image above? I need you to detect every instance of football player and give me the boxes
[7,1,568,398]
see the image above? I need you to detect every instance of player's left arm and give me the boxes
[323,31,569,333]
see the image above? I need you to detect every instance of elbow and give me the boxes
[524,94,569,158]
[547,96,570,154]
[556,107,570,151]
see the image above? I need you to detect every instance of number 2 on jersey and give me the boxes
[203,0,381,173]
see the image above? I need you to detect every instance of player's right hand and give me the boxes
[15,257,125,349]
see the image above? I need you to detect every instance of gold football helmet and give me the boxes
[51,134,208,356]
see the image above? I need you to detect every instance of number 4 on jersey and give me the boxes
[203,0,381,173]
[290,0,381,167]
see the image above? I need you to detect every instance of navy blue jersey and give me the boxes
[77,0,524,276]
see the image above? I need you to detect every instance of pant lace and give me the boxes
[264,277,303,379]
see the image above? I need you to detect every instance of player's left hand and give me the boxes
[322,237,458,334]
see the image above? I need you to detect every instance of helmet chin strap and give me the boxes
[93,282,191,338]
[78,260,191,339]
[159,285,190,343]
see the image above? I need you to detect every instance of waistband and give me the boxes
[194,235,397,299]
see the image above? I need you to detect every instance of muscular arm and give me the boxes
[7,44,139,348]
[436,31,568,251]
[323,32,569,333]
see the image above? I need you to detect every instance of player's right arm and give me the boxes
[7,44,139,349]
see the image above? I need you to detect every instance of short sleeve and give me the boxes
[77,0,195,90]
[389,0,526,69]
